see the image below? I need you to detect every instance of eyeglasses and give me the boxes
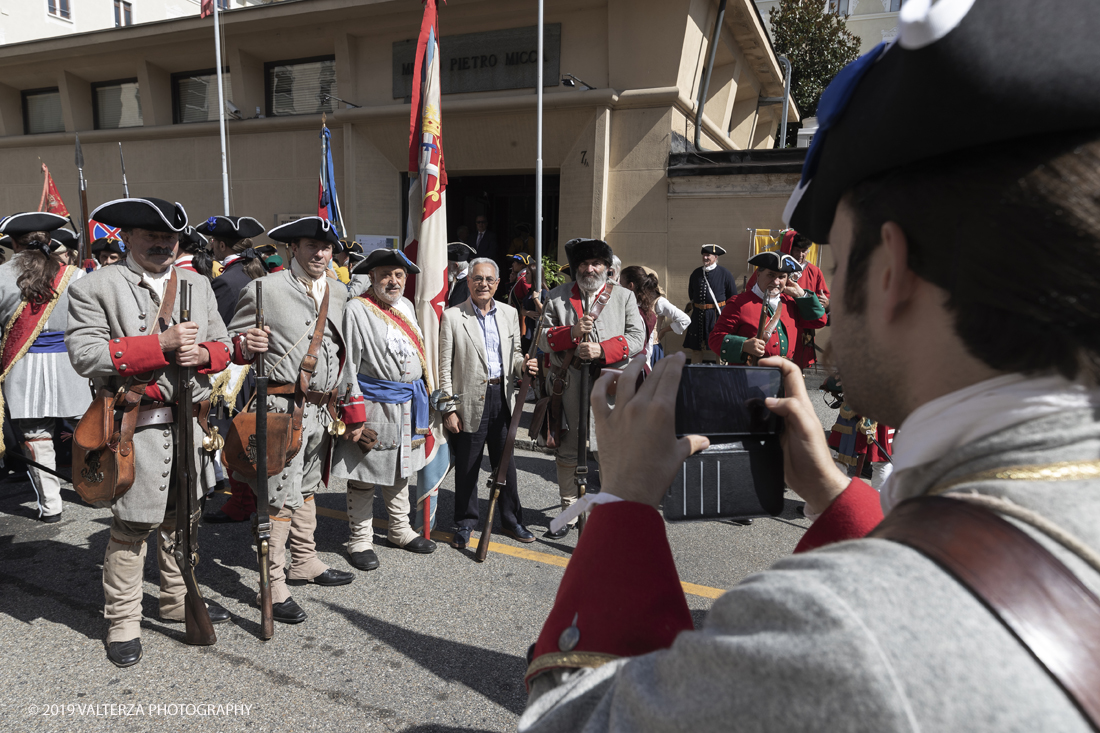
[470,276,498,284]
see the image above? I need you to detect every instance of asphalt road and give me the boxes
[0,372,838,733]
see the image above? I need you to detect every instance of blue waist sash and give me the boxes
[357,375,429,433]
[28,330,66,354]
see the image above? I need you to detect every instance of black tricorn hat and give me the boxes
[352,247,421,276]
[267,216,340,247]
[0,212,70,236]
[701,244,726,256]
[94,238,124,256]
[749,251,803,275]
[784,0,1100,242]
[564,238,613,273]
[49,228,79,251]
[90,198,188,233]
[253,243,278,256]
[178,226,208,252]
[196,215,264,241]
[447,242,476,262]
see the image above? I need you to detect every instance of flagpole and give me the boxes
[214,1,230,215]
[535,0,544,292]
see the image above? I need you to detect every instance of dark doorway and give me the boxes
[444,174,560,273]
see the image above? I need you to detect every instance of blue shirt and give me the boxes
[473,299,503,380]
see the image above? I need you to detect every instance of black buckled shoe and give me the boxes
[502,525,536,543]
[206,600,231,624]
[395,536,437,554]
[544,525,570,540]
[272,598,307,624]
[450,527,471,549]
[203,509,246,524]
[40,512,62,524]
[348,549,379,571]
[310,568,354,586]
[107,638,143,668]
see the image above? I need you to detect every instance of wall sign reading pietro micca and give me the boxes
[393,24,562,98]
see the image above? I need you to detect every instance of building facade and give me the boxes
[0,0,800,350]
[755,0,903,55]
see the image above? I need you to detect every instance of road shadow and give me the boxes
[323,602,528,715]
[399,727,502,733]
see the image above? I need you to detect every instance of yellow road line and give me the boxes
[231,492,725,599]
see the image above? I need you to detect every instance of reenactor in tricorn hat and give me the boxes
[0,212,91,523]
[682,243,737,363]
[536,238,644,538]
[92,237,124,267]
[227,215,366,625]
[65,197,233,667]
[332,247,439,569]
[447,241,476,308]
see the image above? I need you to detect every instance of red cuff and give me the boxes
[599,335,628,364]
[144,384,165,401]
[231,333,253,365]
[198,341,231,374]
[342,396,367,424]
[526,502,693,687]
[109,335,169,376]
[793,479,884,554]
[546,325,577,352]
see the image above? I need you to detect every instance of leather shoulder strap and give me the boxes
[156,270,179,335]
[588,282,615,322]
[297,283,330,390]
[871,496,1100,729]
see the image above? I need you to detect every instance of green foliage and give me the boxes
[769,0,860,144]
[541,255,567,288]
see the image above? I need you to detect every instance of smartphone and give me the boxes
[674,365,782,441]
[665,365,785,522]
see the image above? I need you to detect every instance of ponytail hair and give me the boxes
[620,265,659,313]
[14,234,65,305]
[215,236,267,280]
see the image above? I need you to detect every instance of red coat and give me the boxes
[745,262,830,367]
[707,289,827,363]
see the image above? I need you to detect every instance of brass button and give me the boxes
[119,364,127,370]
[114,351,123,358]
[163,443,170,450]
[163,430,171,437]
[113,338,121,344]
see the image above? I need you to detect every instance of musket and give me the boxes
[74,134,91,267]
[118,142,129,198]
[476,310,548,563]
[251,282,274,640]
[747,295,769,366]
[573,295,596,537]
[171,282,217,646]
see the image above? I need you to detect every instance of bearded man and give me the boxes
[537,238,644,539]
[332,248,438,571]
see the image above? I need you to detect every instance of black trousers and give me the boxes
[449,383,523,531]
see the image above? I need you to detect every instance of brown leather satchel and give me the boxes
[872,496,1100,727]
[224,283,330,478]
[73,272,178,504]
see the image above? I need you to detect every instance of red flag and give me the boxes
[38,164,70,218]
[199,0,214,19]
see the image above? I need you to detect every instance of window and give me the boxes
[93,79,143,129]
[22,88,64,135]
[173,70,234,124]
[827,0,849,14]
[114,0,132,27]
[888,0,904,10]
[265,56,337,117]
[47,0,71,20]
[218,0,229,8]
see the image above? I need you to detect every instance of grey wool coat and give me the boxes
[536,282,645,460]
[0,259,91,421]
[226,270,360,508]
[519,407,1100,732]
[331,295,427,486]
[438,298,525,432]
[65,264,230,525]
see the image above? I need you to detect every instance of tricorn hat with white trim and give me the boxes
[49,228,79,252]
[447,242,476,262]
[784,0,1100,242]
[196,215,264,241]
[749,251,803,274]
[701,244,726,256]
[267,216,340,247]
[91,198,188,233]
[0,212,70,236]
[353,247,421,275]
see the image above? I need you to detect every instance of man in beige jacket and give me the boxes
[439,258,538,549]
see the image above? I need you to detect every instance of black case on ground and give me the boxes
[663,437,785,522]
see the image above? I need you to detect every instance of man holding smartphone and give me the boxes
[519,2,1100,730]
